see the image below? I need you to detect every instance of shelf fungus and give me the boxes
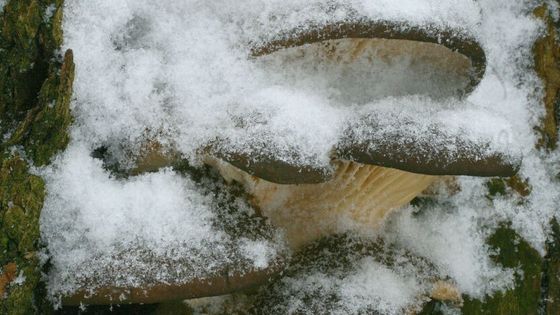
[62,263,286,306]
[211,21,520,248]
[53,160,290,306]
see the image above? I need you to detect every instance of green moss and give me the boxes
[0,156,45,262]
[3,264,42,315]
[419,226,545,315]
[1,0,43,66]
[543,219,560,315]
[486,178,507,198]
[0,155,46,314]
[22,49,74,166]
[460,227,543,315]
[486,176,531,200]
[0,0,72,313]
[534,5,560,150]
[0,0,65,135]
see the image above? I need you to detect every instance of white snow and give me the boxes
[41,144,288,300]
[12,271,26,286]
[338,258,427,314]
[58,0,508,171]
[258,235,436,314]
[44,4,56,22]
[38,0,560,312]
[383,204,516,299]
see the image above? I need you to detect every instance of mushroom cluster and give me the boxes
[208,21,519,250]
[53,18,520,308]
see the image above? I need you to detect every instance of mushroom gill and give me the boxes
[208,158,436,249]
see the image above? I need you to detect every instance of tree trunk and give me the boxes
[0,1,73,314]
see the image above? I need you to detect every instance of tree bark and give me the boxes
[0,1,73,314]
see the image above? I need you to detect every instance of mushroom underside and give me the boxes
[209,158,437,249]
[251,21,486,97]
[256,37,474,102]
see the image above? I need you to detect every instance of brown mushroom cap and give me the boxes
[213,20,519,182]
[62,260,285,306]
[252,233,442,314]
[251,20,486,97]
[212,149,334,185]
[336,138,519,177]
[335,114,521,177]
[57,162,290,306]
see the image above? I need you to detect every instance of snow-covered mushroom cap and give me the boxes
[62,263,285,305]
[215,20,520,184]
[42,147,289,306]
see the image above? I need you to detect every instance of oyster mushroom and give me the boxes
[62,264,284,305]
[53,162,289,306]
[215,20,519,185]
[252,233,448,314]
[209,158,435,249]
[208,21,520,248]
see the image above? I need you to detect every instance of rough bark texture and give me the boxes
[0,0,73,314]
[542,219,560,315]
[534,5,560,150]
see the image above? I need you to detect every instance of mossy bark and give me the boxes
[534,5,560,150]
[0,0,73,314]
[419,226,549,315]
[542,219,560,315]
[460,227,543,315]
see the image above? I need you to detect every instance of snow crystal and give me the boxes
[12,271,26,286]
[44,4,56,22]
[41,144,288,300]
[255,235,434,314]
[38,0,560,311]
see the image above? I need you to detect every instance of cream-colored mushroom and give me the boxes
[208,157,435,249]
